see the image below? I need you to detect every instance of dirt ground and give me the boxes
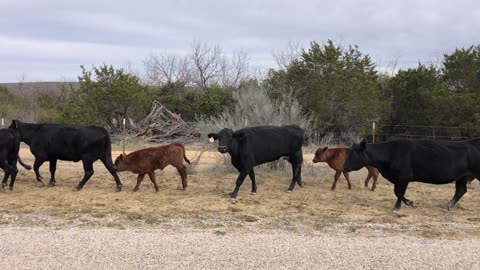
[1,144,480,238]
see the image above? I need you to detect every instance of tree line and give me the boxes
[1,40,480,143]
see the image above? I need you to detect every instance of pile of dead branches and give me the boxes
[133,100,199,142]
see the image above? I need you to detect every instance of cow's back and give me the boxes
[124,144,184,172]
[30,124,109,161]
[239,125,304,164]
[410,139,480,181]
[374,139,480,183]
[327,148,349,170]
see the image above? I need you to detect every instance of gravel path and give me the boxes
[0,227,479,269]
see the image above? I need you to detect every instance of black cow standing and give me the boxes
[0,129,31,190]
[344,139,480,211]
[208,125,304,200]
[8,120,122,191]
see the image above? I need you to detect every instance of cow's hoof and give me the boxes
[229,197,237,201]
[447,200,456,210]
[393,207,400,212]
[73,186,82,192]
[132,188,138,192]
[36,181,45,187]
[251,192,256,195]
[287,190,292,193]
[8,186,13,191]
[2,184,6,189]
[48,182,55,187]
[405,200,415,207]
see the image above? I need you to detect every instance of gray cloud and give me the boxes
[0,0,479,82]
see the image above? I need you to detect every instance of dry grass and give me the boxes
[1,146,480,238]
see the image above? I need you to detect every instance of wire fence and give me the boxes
[315,122,480,144]
[2,116,480,143]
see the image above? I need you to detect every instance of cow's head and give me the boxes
[8,120,22,131]
[114,154,127,172]
[8,120,23,137]
[312,147,329,163]
[343,139,368,172]
[208,128,245,154]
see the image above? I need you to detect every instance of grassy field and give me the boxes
[1,145,480,238]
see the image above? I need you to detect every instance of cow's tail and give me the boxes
[101,128,115,164]
[175,143,191,164]
[12,130,31,170]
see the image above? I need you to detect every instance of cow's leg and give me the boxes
[230,168,250,200]
[100,156,122,192]
[447,178,468,210]
[176,166,188,190]
[371,171,378,191]
[249,169,257,194]
[48,159,57,187]
[393,180,410,211]
[295,166,303,187]
[401,197,414,207]
[75,160,94,191]
[147,172,159,192]
[33,157,46,186]
[331,171,341,191]
[8,163,18,191]
[343,171,352,189]
[287,153,303,192]
[133,173,145,192]
[1,162,11,189]
[364,170,373,189]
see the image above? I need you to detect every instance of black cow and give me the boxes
[8,120,122,191]
[0,129,31,190]
[207,125,304,200]
[343,139,480,211]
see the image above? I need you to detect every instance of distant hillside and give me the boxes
[0,81,80,96]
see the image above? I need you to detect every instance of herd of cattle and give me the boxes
[1,120,480,211]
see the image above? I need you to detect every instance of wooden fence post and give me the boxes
[372,122,376,143]
[122,118,126,155]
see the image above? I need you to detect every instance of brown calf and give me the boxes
[114,143,190,192]
[312,146,380,191]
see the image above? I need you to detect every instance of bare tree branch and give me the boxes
[190,40,223,89]
[272,41,302,70]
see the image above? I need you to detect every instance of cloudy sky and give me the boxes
[1,0,479,82]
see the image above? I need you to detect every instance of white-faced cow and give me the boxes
[344,139,480,211]
[8,120,122,191]
[208,125,304,200]
[0,128,31,190]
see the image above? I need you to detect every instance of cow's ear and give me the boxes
[118,154,124,160]
[359,139,367,151]
[233,131,246,142]
[207,133,219,140]
[11,120,18,128]
[322,146,328,151]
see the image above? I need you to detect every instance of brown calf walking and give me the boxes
[114,143,190,192]
[313,146,379,191]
